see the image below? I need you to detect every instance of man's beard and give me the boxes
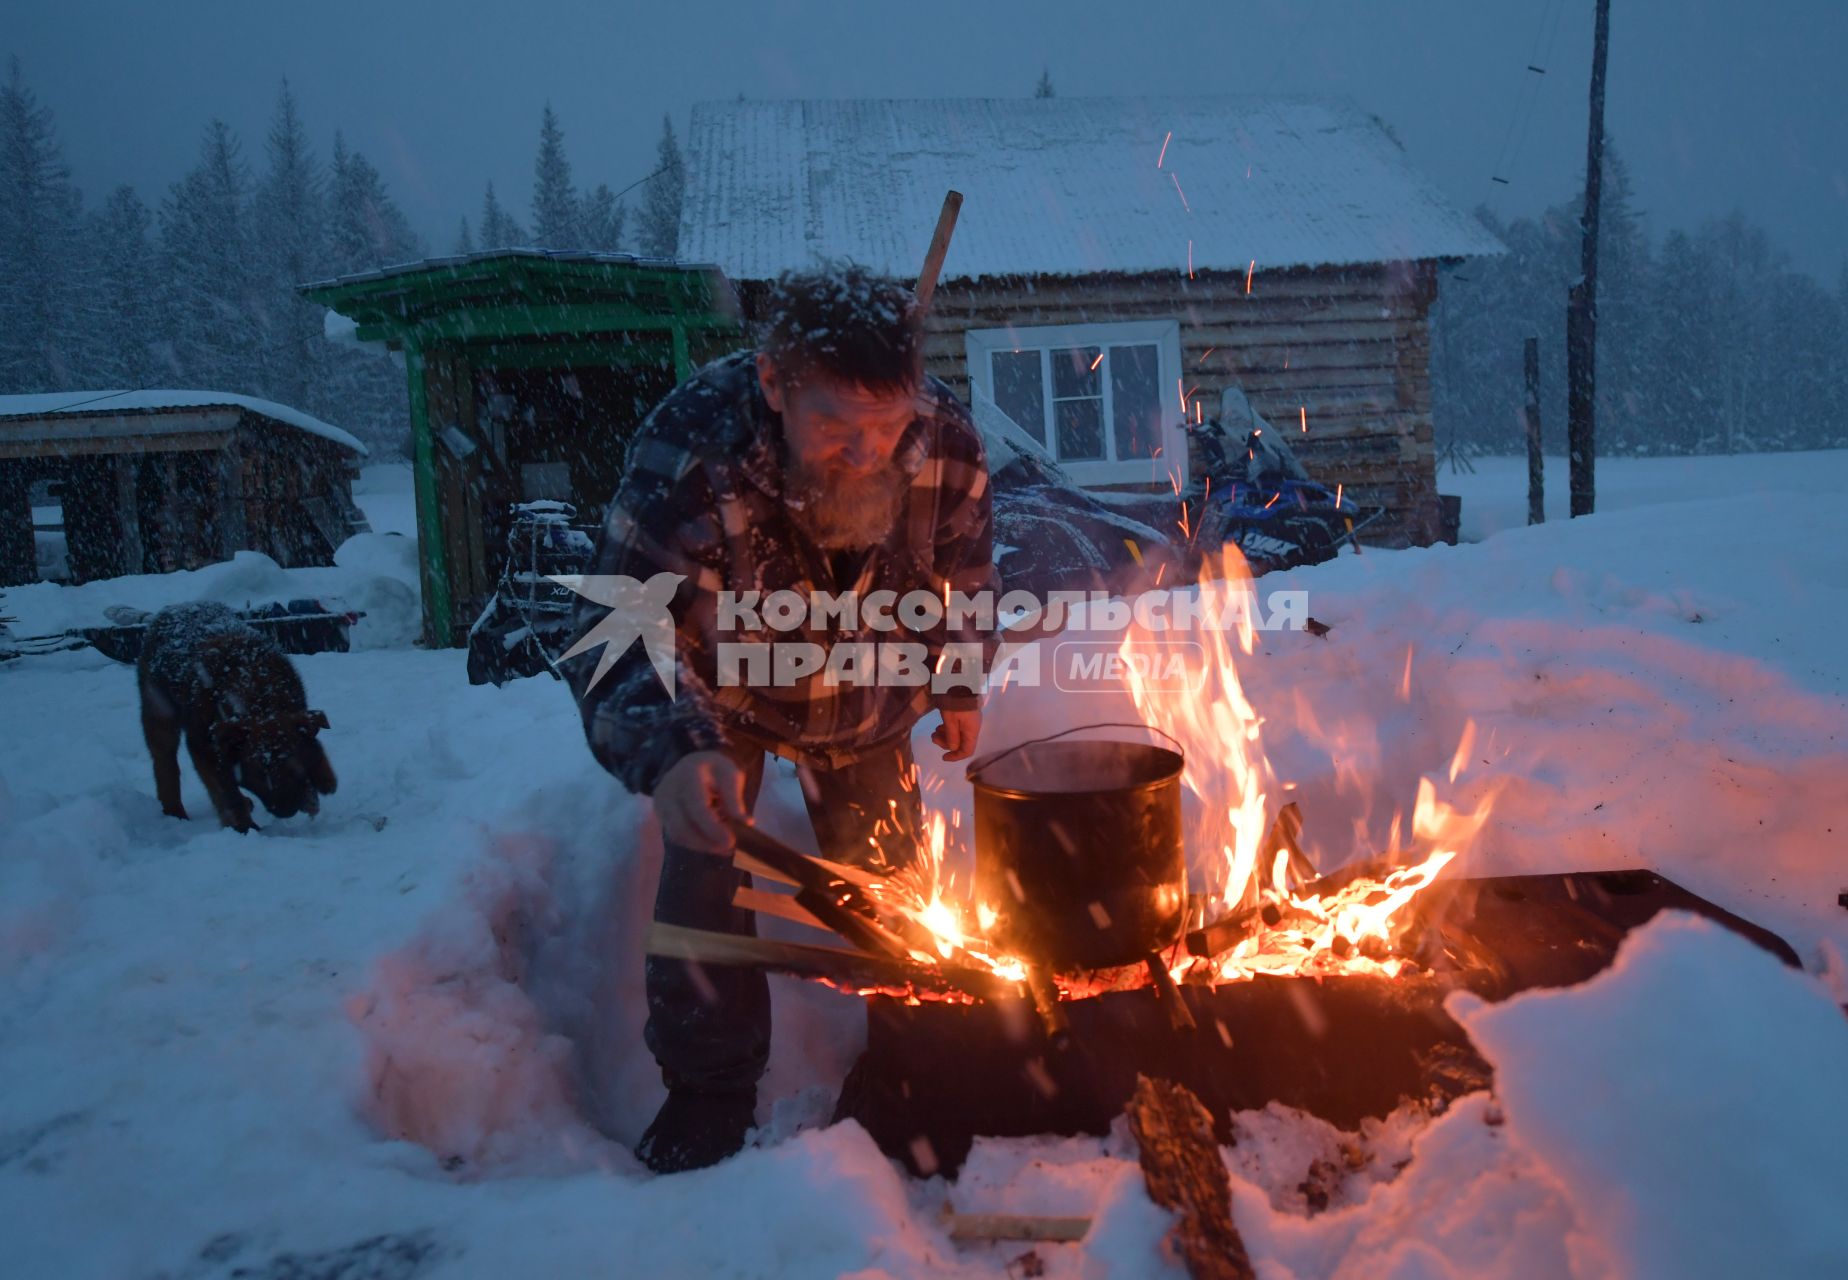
[785,456,909,549]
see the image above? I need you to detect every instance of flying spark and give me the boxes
[1158,130,1172,167]
[1171,172,1191,212]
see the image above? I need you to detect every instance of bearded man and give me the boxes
[567,265,997,1173]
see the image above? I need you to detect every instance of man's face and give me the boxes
[756,352,919,475]
[758,353,921,549]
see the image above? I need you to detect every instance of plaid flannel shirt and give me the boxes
[567,351,998,796]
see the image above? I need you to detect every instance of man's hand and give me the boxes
[655,750,748,852]
[931,708,982,763]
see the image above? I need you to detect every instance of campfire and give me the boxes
[677,542,1498,1014]
[649,538,1502,1039]
[643,542,1799,1177]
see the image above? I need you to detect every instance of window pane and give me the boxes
[1055,398,1105,460]
[1051,346,1103,398]
[991,349,1046,444]
[1110,344,1163,460]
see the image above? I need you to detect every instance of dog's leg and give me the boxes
[142,698,188,820]
[185,731,255,833]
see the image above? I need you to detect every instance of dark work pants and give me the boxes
[644,734,925,1095]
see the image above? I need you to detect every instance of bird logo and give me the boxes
[549,572,684,693]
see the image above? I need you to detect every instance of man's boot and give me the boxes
[635,1088,758,1174]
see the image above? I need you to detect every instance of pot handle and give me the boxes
[965,721,1185,780]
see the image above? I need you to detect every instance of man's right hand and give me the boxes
[655,750,749,852]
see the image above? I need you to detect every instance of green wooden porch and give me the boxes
[302,250,742,647]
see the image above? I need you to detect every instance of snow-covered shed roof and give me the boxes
[0,390,367,455]
[681,95,1504,283]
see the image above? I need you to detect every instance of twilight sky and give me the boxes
[11,0,1846,279]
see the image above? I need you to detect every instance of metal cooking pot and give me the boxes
[968,724,1187,970]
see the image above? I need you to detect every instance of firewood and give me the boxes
[732,885,825,931]
[1144,954,1198,1031]
[1124,1076,1255,1280]
[644,921,1016,1001]
[728,824,916,960]
[1024,965,1072,1049]
[941,1212,1091,1243]
[733,851,798,887]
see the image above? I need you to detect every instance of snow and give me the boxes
[2,449,1845,1277]
[681,97,1505,283]
[1449,914,1848,1279]
[1439,449,1848,544]
[0,389,369,455]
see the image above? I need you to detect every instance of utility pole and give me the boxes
[1566,0,1610,517]
[1525,337,1544,524]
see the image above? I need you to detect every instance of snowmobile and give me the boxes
[1181,389,1382,575]
[464,500,599,686]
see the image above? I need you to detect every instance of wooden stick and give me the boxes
[734,851,798,888]
[943,1213,1091,1243]
[1144,954,1198,1031]
[645,921,1016,1001]
[728,824,915,960]
[914,190,964,313]
[1025,965,1071,1050]
[733,885,826,931]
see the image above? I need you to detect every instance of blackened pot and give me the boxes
[968,726,1186,970]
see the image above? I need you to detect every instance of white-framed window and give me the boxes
[965,319,1185,487]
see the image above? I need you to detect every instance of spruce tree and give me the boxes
[327,131,419,275]
[578,182,625,252]
[0,58,83,391]
[83,185,161,388]
[530,105,579,248]
[636,114,683,257]
[1034,69,1056,98]
[252,81,326,409]
[479,180,525,247]
[453,215,474,255]
[159,119,256,391]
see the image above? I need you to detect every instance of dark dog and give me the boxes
[138,602,337,832]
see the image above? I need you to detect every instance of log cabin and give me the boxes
[678,95,1504,545]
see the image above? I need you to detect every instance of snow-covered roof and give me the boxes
[681,96,1504,282]
[0,390,367,455]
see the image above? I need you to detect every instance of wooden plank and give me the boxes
[0,432,228,460]
[643,921,1016,1001]
[0,407,240,444]
[733,886,827,931]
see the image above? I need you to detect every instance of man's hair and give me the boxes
[759,263,924,394]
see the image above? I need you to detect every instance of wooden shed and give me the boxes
[301,250,743,647]
[0,390,368,587]
[680,96,1503,545]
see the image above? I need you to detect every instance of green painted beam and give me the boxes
[394,304,730,344]
[403,347,453,647]
[466,341,682,372]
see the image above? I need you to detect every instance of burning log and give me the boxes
[1125,1076,1256,1280]
[1144,953,1198,1031]
[727,823,921,962]
[643,921,1017,1002]
[1024,966,1072,1050]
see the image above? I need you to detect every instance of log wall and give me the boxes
[927,261,1443,545]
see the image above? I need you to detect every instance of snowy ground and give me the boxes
[2,453,1845,1278]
